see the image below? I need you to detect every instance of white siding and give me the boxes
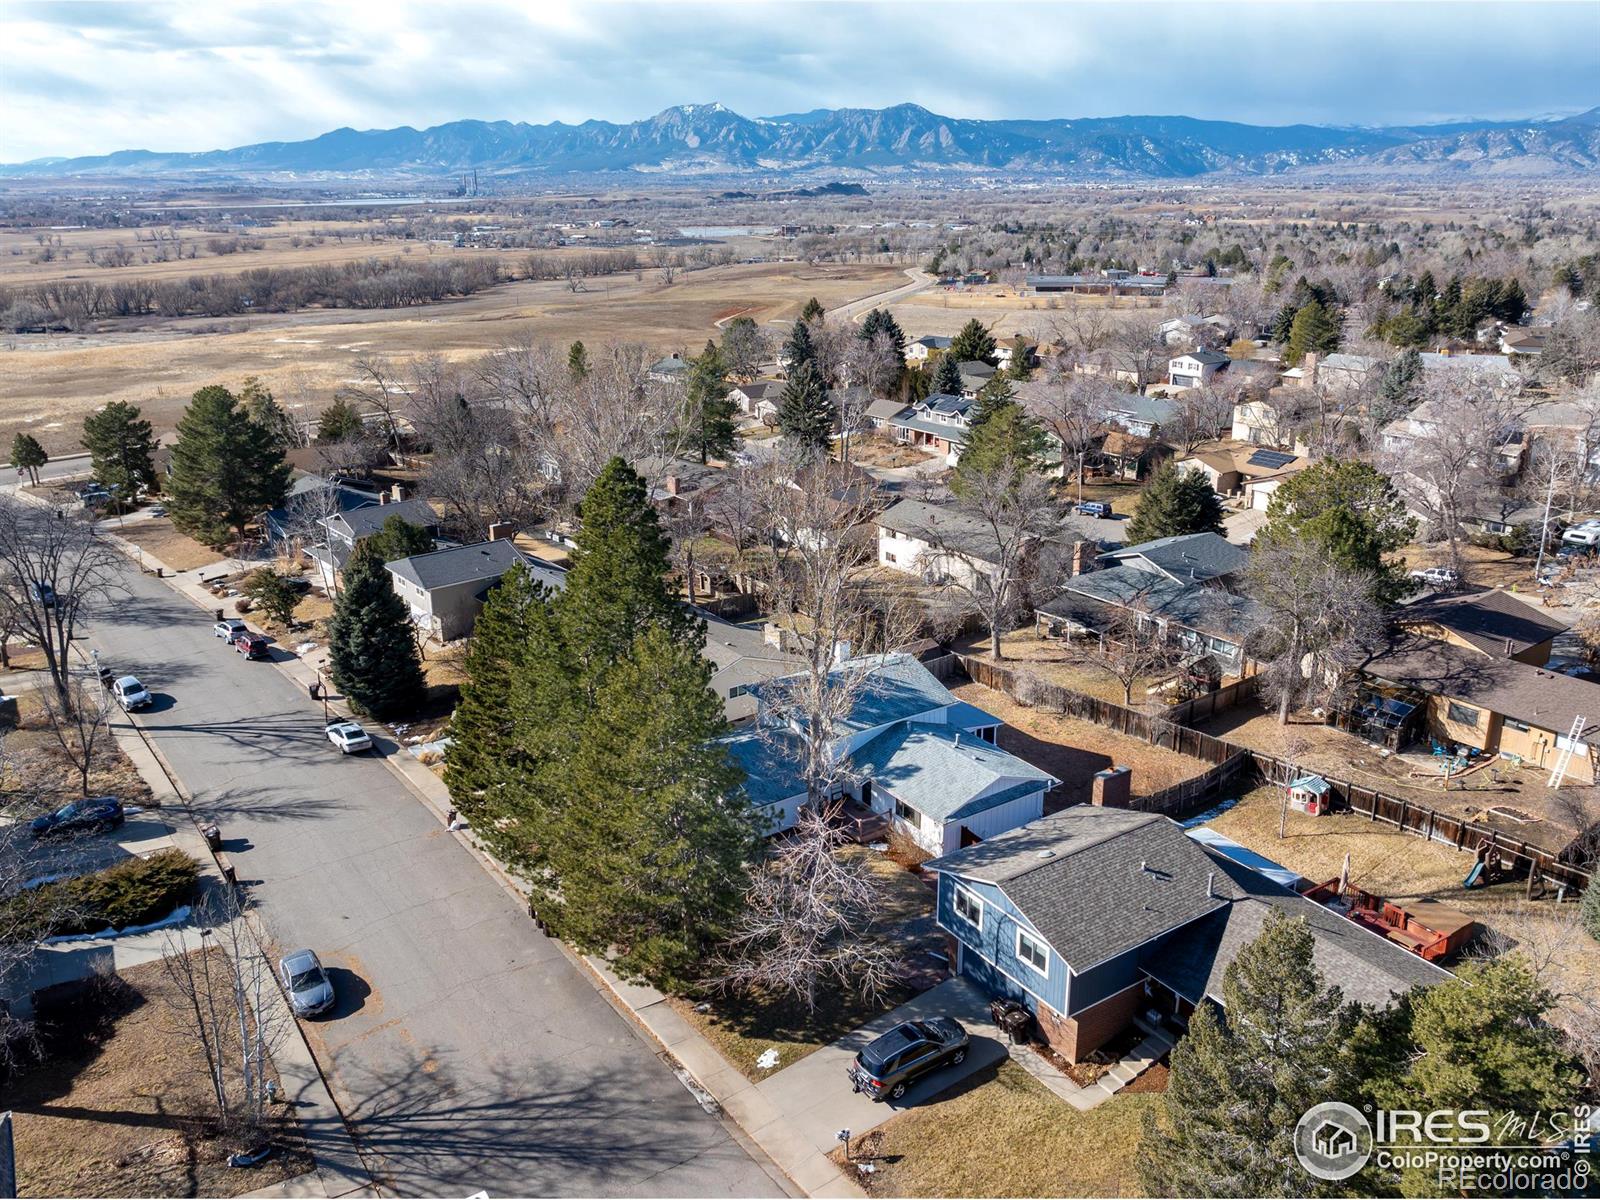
[940,787,1046,854]
[756,793,807,836]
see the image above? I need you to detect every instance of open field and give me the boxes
[9,957,313,1198]
[0,258,905,454]
[839,1058,1157,1198]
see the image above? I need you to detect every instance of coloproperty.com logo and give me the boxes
[1293,1101,1594,1191]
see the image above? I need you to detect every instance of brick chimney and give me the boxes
[1300,351,1319,387]
[1091,766,1132,808]
[391,483,406,503]
[488,521,513,541]
[1070,539,1096,577]
[663,475,680,497]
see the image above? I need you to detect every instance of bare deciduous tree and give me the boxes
[1061,583,1192,708]
[0,499,123,710]
[1018,367,1113,499]
[37,676,113,797]
[337,355,410,454]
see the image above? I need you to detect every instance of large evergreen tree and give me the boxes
[561,457,689,688]
[953,386,1051,497]
[327,540,426,720]
[1124,463,1225,544]
[798,296,825,324]
[1138,911,1353,1198]
[81,402,156,498]
[317,396,364,443]
[541,625,758,989]
[948,317,998,366]
[567,339,591,381]
[366,514,435,564]
[8,433,47,486]
[240,376,298,451]
[1259,460,1416,604]
[167,385,291,548]
[930,353,964,396]
[783,317,816,372]
[776,360,836,464]
[1284,299,1341,365]
[859,308,907,359]
[684,339,738,464]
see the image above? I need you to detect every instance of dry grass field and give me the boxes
[0,256,904,453]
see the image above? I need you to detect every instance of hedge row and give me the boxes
[6,849,199,940]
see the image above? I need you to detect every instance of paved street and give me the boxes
[88,562,786,1199]
[0,452,94,491]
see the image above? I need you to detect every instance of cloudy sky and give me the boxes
[2,0,1592,162]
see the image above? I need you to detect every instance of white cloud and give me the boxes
[0,0,1589,162]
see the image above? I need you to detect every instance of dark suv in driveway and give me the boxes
[848,1017,969,1101]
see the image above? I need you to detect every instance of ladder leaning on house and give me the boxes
[1547,714,1588,788]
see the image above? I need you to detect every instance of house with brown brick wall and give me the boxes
[926,807,1448,1063]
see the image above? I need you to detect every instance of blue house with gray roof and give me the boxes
[928,807,1449,1062]
[720,653,1058,849]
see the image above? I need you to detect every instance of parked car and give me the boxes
[279,949,335,1017]
[233,633,270,660]
[1407,566,1460,590]
[112,675,152,711]
[30,796,126,839]
[30,580,56,608]
[1074,500,1114,519]
[147,504,167,517]
[1562,525,1600,547]
[326,721,373,754]
[214,618,248,640]
[847,1017,969,1101]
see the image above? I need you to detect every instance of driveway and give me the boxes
[754,977,1006,1160]
[85,563,785,1198]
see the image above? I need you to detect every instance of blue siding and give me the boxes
[935,873,1068,1014]
[1067,953,1140,1015]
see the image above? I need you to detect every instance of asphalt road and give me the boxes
[0,452,93,491]
[89,563,785,1199]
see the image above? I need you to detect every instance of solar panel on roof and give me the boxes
[1246,449,1296,469]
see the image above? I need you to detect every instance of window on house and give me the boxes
[952,885,982,929]
[1504,716,1530,733]
[1446,702,1480,728]
[1016,929,1049,976]
[895,798,919,825]
[884,551,896,564]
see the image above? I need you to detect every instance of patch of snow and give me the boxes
[42,904,192,944]
[755,1048,781,1071]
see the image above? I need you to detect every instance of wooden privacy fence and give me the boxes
[953,653,1594,894]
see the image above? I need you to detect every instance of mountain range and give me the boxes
[7,102,1599,182]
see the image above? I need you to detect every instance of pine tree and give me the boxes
[317,396,364,443]
[445,563,574,874]
[859,308,906,359]
[239,377,297,451]
[948,317,998,366]
[568,340,591,380]
[242,568,300,629]
[539,625,758,990]
[1258,460,1416,604]
[560,457,689,688]
[1138,910,1353,1198]
[366,514,434,564]
[1124,463,1225,543]
[776,359,836,464]
[1006,337,1033,380]
[81,402,156,498]
[8,432,47,486]
[1284,299,1340,365]
[685,339,737,464]
[930,353,963,396]
[783,317,815,372]
[327,540,425,720]
[952,393,1051,499]
[798,296,825,324]
[1380,348,1422,408]
[167,385,292,549]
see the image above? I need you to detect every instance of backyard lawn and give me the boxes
[959,630,1174,706]
[669,849,945,1080]
[949,679,1210,807]
[838,1058,1158,1198]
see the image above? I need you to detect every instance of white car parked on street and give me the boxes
[326,721,373,754]
[112,675,153,711]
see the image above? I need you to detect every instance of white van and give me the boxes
[1562,525,1600,547]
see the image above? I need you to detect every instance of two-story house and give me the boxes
[928,807,1448,1063]
[877,498,1018,594]
[1168,350,1230,389]
[307,495,440,589]
[881,393,978,463]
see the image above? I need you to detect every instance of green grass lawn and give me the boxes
[670,850,943,1080]
[840,1059,1159,1197]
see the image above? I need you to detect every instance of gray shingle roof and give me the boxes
[867,398,908,422]
[1400,588,1566,658]
[1175,350,1229,366]
[1102,532,1248,584]
[386,539,567,594]
[1105,394,1178,426]
[330,499,440,541]
[1141,851,1451,1009]
[877,498,1009,564]
[852,721,1055,821]
[718,727,805,808]
[1046,566,1262,642]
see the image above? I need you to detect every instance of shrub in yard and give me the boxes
[3,849,199,940]
[1582,880,1600,943]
